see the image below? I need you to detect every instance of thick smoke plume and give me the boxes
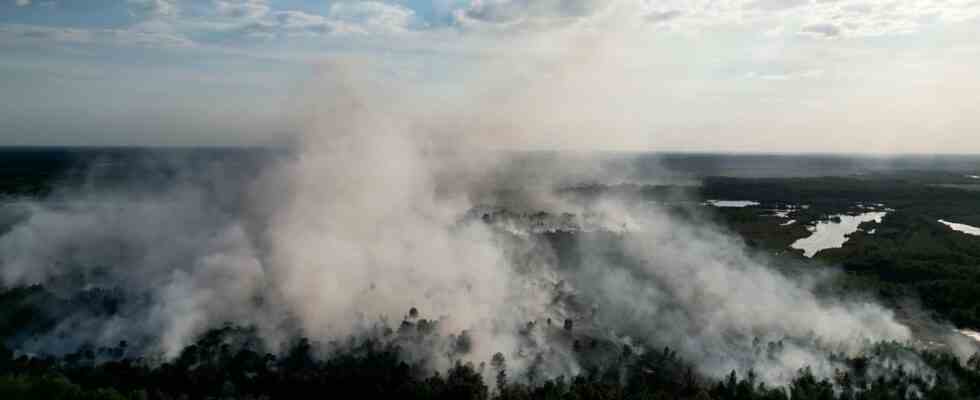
[0,3,972,387]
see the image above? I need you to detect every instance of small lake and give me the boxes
[939,220,980,236]
[959,329,980,343]
[704,200,759,208]
[791,212,887,257]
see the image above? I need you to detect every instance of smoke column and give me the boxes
[0,0,968,386]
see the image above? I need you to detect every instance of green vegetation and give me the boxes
[0,317,978,400]
[694,175,980,329]
[819,212,980,328]
[1,283,977,399]
[701,175,980,226]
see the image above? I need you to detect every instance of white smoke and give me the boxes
[0,0,971,387]
[561,198,912,383]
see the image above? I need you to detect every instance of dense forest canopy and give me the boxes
[2,151,980,399]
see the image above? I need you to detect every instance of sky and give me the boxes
[1,0,979,153]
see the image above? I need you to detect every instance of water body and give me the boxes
[959,329,980,343]
[791,212,888,257]
[939,220,980,236]
[771,210,791,218]
[771,206,806,221]
[704,200,760,208]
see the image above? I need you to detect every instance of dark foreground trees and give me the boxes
[1,326,979,400]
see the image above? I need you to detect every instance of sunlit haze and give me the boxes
[2,0,978,153]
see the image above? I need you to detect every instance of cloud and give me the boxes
[0,23,194,48]
[0,0,191,47]
[6,0,980,49]
[630,0,980,38]
[229,2,418,39]
[645,9,682,24]
[326,1,417,34]
[1,0,424,48]
[744,0,809,12]
[439,0,979,39]
[213,0,419,36]
[215,0,270,20]
[270,10,328,35]
[799,22,841,37]
[127,0,178,18]
[0,24,91,42]
[769,0,980,38]
[746,68,825,81]
[453,0,612,30]
[15,0,31,7]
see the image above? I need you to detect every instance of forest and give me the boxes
[698,175,980,329]
[1,308,979,400]
[4,156,980,399]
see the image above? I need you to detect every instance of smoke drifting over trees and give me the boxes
[0,3,978,398]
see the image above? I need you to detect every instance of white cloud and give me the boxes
[452,0,611,30]
[127,0,178,18]
[15,0,31,7]
[0,23,194,48]
[326,1,417,34]
[1,1,423,49]
[230,1,418,38]
[236,10,327,38]
[800,0,980,38]
[59,1,419,47]
[0,24,91,42]
[744,0,809,12]
[746,68,825,81]
[215,0,270,20]
[799,22,841,37]
[7,0,979,47]
[645,9,682,24]
[2,0,980,153]
[640,0,980,38]
[274,10,327,30]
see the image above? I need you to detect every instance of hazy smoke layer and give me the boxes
[560,199,911,382]
[0,7,962,386]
